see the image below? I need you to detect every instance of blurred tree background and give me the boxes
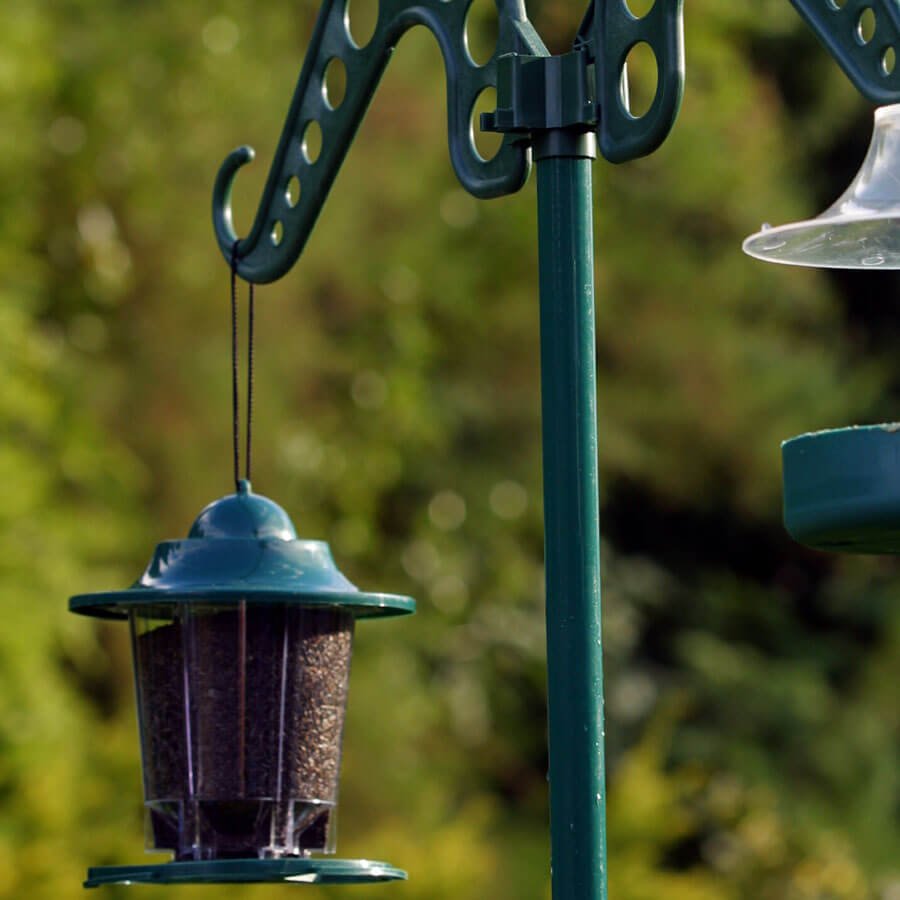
[0,0,898,897]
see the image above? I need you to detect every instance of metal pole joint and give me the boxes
[481,51,596,137]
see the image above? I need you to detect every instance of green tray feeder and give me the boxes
[783,425,900,554]
[69,480,414,886]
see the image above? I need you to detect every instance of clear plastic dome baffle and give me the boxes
[744,103,900,269]
[69,481,414,887]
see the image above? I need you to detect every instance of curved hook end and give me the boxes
[212,145,256,260]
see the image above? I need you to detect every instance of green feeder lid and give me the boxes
[83,857,407,887]
[70,481,415,619]
[783,424,900,553]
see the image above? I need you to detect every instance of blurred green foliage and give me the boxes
[0,1,898,898]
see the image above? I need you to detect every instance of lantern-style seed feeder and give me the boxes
[69,480,413,887]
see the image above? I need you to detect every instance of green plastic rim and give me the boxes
[84,858,407,887]
[783,423,900,553]
[69,589,415,620]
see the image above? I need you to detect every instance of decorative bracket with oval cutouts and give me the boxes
[575,0,685,164]
[212,0,548,284]
[789,0,900,104]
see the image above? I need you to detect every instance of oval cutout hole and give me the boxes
[271,221,284,246]
[621,42,658,119]
[471,87,503,161]
[346,0,378,49]
[465,0,499,66]
[883,46,897,75]
[323,57,347,110]
[285,175,301,208]
[302,120,323,164]
[857,7,876,44]
[626,0,655,18]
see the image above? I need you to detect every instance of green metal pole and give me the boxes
[535,130,606,900]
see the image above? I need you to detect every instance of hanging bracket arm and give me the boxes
[212,0,548,285]
[789,0,900,105]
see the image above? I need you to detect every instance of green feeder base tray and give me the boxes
[84,858,407,887]
[783,424,900,553]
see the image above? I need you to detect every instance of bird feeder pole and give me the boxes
[211,4,685,897]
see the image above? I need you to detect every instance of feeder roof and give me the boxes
[69,481,415,620]
[189,481,297,541]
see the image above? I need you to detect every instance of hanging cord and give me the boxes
[230,242,256,492]
[246,280,255,483]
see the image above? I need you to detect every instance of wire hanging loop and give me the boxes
[230,241,256,493]
[246,273,255,483]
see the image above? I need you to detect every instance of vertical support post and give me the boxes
[535,130,606,900]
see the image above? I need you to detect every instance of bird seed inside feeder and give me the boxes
[131,602,353,861]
